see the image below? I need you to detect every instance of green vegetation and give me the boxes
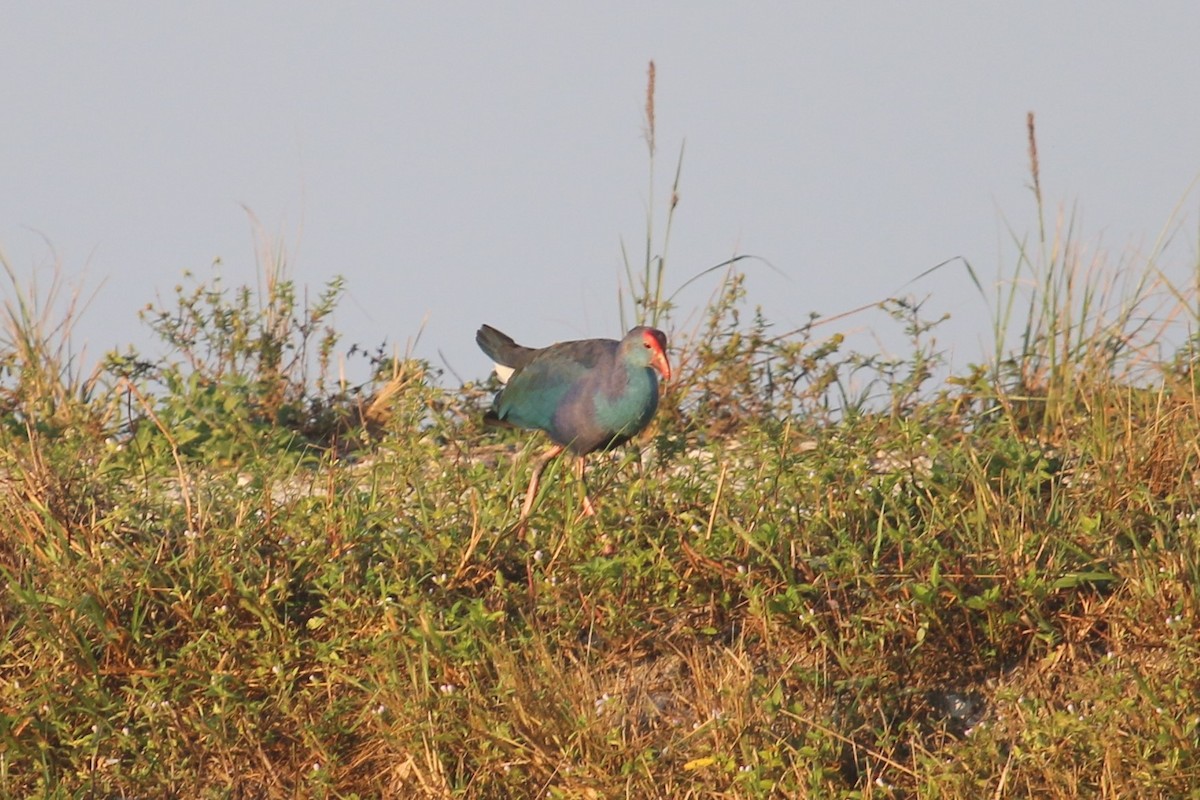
[3,113,1200,797]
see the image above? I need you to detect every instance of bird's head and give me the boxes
[625,327,672,382]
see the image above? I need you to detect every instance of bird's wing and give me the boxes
[493,338,615,428]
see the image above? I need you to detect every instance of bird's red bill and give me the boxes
[644,329,672,381]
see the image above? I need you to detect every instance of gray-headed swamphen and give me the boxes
[476,324,671,529]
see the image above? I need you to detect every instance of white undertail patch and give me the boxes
[493,363,514,384]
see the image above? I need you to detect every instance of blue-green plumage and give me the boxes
[476,324,671,455]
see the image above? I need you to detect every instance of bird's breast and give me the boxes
[550,366,658,454]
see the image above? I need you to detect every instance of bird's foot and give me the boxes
[576,494,598,520]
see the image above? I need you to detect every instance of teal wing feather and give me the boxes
[494,339,611,432]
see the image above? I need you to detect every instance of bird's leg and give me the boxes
[575,457,597,518]
[518,444,565,531]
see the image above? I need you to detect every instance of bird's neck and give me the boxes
[599,360,657,404]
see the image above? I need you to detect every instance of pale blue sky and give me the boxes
[4,4,1199,383]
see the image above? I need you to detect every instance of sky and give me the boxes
[4,4,1200,387]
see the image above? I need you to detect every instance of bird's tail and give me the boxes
[476,325,538,373]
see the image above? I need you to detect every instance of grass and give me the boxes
[3,110,1200,797]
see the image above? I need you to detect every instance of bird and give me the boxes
[476,324,671,530]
